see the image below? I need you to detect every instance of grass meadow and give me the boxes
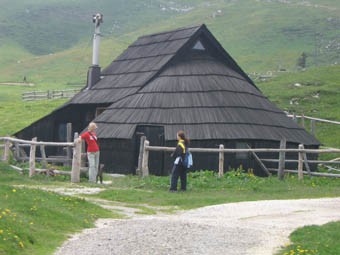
[1,161,340,254]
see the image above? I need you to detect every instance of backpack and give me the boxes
[182,150,193,169]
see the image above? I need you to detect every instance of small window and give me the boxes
[192,40,205,50]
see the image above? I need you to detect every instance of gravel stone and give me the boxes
[55,197,340,255]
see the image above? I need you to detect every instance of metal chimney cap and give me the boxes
[92,13,103,24]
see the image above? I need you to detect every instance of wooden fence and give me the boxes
[137,137,340,179]
[0,136,83,183]
[2,136,340,181]
[22,89,80,101]
[288,114,340,136]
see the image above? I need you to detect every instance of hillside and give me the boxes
[0,0,339,84]
[0,0,339,148]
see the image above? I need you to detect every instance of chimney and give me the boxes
[87,13,103,90]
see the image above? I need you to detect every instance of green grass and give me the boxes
[0,161,339,254]
[0,162,115,255]
[0,84,69,136]
[276,221,340,255]
[257,65,340,148]
[91,169,340,210]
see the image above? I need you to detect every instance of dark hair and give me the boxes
[177,130,190,146]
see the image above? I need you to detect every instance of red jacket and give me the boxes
[80,131,99,152]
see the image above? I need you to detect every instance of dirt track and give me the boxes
[54,197,340,255]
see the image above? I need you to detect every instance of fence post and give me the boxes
[301,114,305,128]
[301,144,312,178]
[71,137,81,183]
[2,139,11,162]
[29,137,37,177]
[14,142,21,161]
[310,120,316,135]
[65,123,72,167]
[218,144,224,177]
[298,144,304,180]
[278,138,286,180]
[40,145,47,169]
[141,140,149,177]
[136,136,146,176]
[293,113,297,123]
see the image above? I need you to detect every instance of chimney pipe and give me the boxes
[87,13,103,90]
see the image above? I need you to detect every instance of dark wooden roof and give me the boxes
[94,44,319,145]
[69,25,202,104]
[80,24,318,145]
[25,24,319,146]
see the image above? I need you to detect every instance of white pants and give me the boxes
[87,151,100,182]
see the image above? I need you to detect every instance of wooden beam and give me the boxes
[65,123,72,167]
[269,168,340,178]
[247,145,271,176]
[2,139,10,162]
[146,145,340,154]
[298,144,304,180]
[141,140,150,177]
[311,120,316,135]
[29,137,37,177]
[137,136,146,177]
[40,145,47,169]
[278,138,286,180]
[71,137,81,183]
[218,144,224,177]
[0,137,73,146]
[302,144,312,178]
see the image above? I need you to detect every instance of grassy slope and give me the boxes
[0,0,339,83]
[0,162,115,255]
[258,65,340,148]
[0,0,338,147]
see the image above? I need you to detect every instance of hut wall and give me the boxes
[14,104,109,157]
[99,139,135,175]
[97,138,318,176]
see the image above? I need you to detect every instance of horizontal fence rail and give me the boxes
[145,146,340,154]
[0,137,73,146]
[287,114,340,125]
[137,137,340,179]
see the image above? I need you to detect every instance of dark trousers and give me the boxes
[170,164,187,191]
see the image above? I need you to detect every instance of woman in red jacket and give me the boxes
[78,122,100,182]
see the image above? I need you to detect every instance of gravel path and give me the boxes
[54,197,340,255]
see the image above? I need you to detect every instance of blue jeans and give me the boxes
[87,151,100,182]
[170,164,187,191]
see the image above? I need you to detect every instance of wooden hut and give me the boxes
[15,24,320,175]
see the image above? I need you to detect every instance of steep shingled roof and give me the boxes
[69,25,202,104]
[90,24,319,145]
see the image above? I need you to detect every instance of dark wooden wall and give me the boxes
[100,138,319,176]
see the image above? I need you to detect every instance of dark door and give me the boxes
[134,126,165,176]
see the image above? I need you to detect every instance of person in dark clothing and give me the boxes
[170,130,189,192]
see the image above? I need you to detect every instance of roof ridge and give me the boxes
[137,24,203,39]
